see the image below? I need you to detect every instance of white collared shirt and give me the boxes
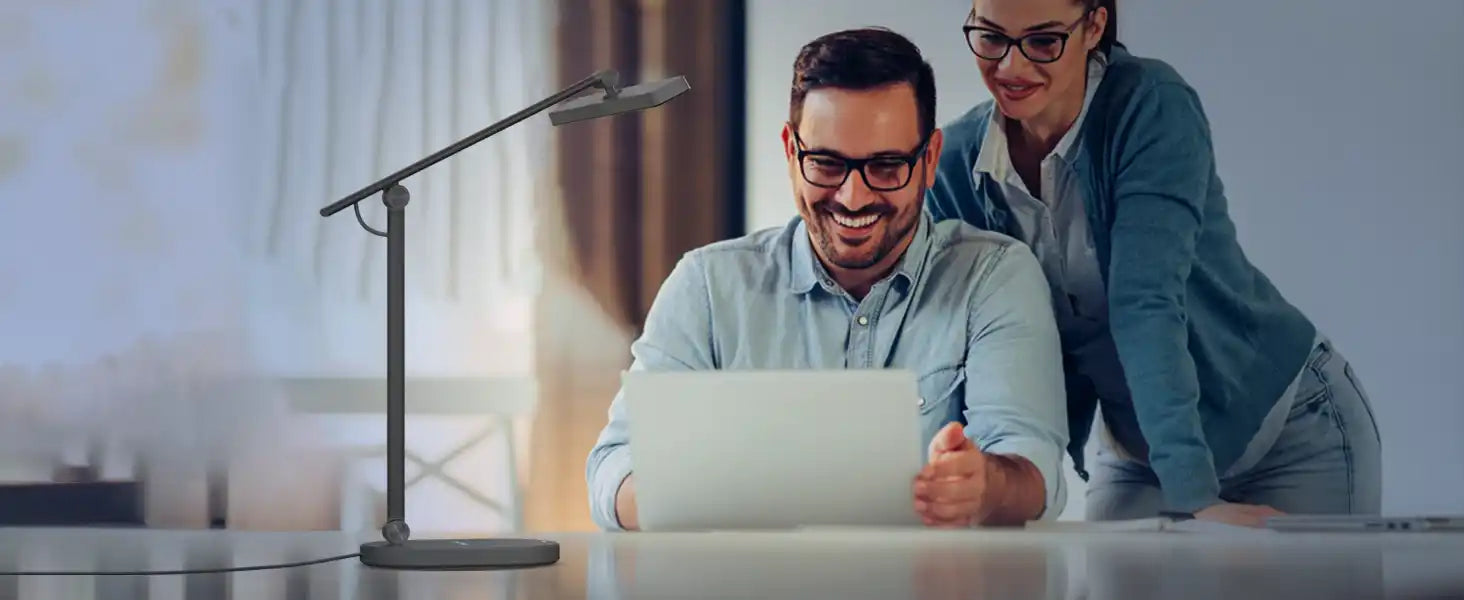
[973,52,1108,322]
[974,54,1134,426]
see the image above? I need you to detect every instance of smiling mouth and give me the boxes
[829,212,880,230]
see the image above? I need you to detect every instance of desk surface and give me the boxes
[1,527,1461,599]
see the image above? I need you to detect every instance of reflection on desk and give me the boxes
[1,527,1461,599]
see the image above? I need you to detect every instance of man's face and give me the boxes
[783,83,942,271]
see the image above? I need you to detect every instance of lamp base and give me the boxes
[359,538,560,570]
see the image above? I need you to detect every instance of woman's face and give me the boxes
[967,0,1106,124]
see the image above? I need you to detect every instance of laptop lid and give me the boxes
[623,369,926,531]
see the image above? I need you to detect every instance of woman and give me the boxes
[925,0,1382,526]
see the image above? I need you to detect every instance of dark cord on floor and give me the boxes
[0,552,361,576]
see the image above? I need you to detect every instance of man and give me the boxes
[585,27,1069,530]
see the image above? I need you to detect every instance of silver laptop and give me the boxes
[623,369,926,531]
[1265,514,1464,532]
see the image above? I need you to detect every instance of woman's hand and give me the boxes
[1193,502,1286,528]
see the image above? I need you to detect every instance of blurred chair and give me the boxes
[138,425,364,532]
[0,377,532,532]
[278,376,536,533]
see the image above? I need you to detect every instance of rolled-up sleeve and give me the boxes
[959,243,1070,521]
[585,252,717,531]
[586,423,635,530]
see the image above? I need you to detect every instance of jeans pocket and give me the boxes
[1292,343,1335,417]
[1343,362,1382,444]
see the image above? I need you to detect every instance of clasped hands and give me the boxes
[912,422,999,528]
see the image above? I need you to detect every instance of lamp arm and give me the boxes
[318,69,620,218]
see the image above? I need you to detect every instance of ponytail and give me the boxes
[1086,0,1118,55]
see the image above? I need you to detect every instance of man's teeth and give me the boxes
[1003,83,1036,92]
[831,213,879,228]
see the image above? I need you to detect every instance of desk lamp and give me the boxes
[319,69,690,570]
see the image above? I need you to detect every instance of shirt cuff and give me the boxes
[589,449,634,531]
[983,437,1066,522]
[1159,472,1222,515]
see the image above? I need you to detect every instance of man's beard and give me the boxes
[806,190,922,271]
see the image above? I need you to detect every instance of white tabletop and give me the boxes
[0,527,1460,599]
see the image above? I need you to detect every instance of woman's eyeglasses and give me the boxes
[962,11,1091,64]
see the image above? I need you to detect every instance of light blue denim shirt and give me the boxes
[585,211,1070,530]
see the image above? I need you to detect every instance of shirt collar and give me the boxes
[789,210,932,295]
[974,52,1108,180]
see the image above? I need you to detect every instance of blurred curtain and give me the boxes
[249,0,554,533]
[0,0,288,526]
[526,0,746,534]
[250,0,550,377]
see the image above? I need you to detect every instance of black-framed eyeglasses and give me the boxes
[791,129,931,192]
[962,10,1091,64]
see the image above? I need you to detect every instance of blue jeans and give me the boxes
[1086,338,1383,518]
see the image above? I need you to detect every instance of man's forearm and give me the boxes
[981,453,1046,526]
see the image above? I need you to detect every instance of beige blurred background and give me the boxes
[0,0,742,539]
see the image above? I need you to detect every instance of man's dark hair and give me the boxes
[789,27,937,139]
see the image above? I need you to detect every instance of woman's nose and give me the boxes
[997,45,1027,72]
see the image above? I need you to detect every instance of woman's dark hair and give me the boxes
[1081,0,1118,55]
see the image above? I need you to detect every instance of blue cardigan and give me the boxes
[925,45,1317,512]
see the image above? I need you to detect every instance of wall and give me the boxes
[746,0,1464,517]
[1118,0,1464,516]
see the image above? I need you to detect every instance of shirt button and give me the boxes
[917,397,926,407]
[856,316,869,326]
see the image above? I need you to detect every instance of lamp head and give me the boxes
[548,75,691,126]
[594,69,622,97]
